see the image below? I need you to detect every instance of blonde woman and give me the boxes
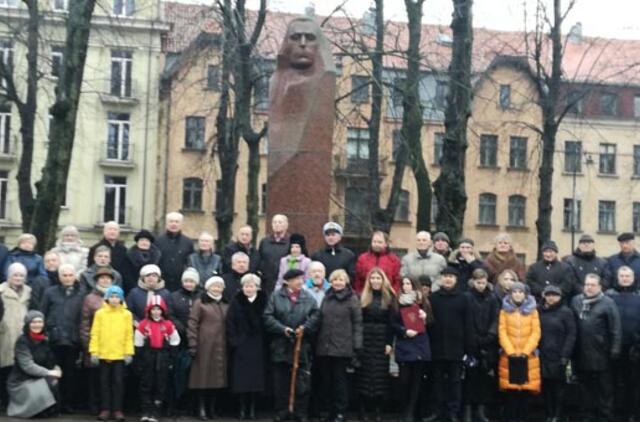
[483,233,526,283]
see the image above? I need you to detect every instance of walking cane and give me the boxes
[288,328,304,414]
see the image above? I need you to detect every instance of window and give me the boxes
[346,128,369,164]
[392,129,404,161]
[0,0,17,7]
[598,200,616,232]
[261,183,267,214]
[634,145,640,177]
[600,92,618,116]
[345,186,369,234]
[182,178,203,211]
[564,141,582,173]
[478,193,497,225]
[634,96,640,119]
[206,65,220,91]
[389,77,405,116]
[0,170,6,219]
[51,46,63,78]
[51,0,67,11]
[433,132,444,165]
[634,203,640,233]
[0,105,10,154]
[599,143,616,175]
[113,0,134,16]
[508,195,526,227]
[351,75,370,103]
[479,134,498,167]
[184,116,205,150]
[110,50,132,97]
[566,90,583,114]
[563,198,582,231]
[509,136,527,169]
[499,84,511,108]
[106,112,130,161]
[394,190,410,222]
[435,80,447,108]
[103,176,127,224]
[0,41,13,88]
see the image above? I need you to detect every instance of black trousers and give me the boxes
[463,365,493,405]
[579,369,614,421]
[503,390,529,421]
[52,345,79,408]
[613,356,640,419]
[398,361,423,419]
[542,378,565,419]
[273,362,311,417]
[432,360,463,417]
[316,356,350,416]
[139,350,170,413]
[99,360,125,412]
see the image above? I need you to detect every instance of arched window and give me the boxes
[508,195,526,227]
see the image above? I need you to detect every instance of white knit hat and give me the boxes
[140,264,161,278]
[204,276,225,291]
[181,267,200,285]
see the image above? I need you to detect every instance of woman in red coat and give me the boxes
[355,232,401,293]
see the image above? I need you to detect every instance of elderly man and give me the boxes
[259,214,290,294]
[571,273,622,422]
[222,225,260,274]
[563,234,608,295]
[222,252,251,302]
[88,221,128,276]
[432,232,452,260]
[606,232,640,288]
[311,222,356,282]
[80,245,124,292]
[401,231,447,288]
[526,240,574,300]
[41,263,86,413]
[155,212,194,292]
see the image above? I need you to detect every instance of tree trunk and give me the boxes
[403,0,431,231]
[433,0,473,245]
[246,139,260,244]
[535,121,557,258]
[29,0,97,252]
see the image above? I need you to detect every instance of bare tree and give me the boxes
[433,0,473,244]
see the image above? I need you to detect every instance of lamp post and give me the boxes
[570,152,594,251]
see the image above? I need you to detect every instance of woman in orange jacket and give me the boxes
[498,281,541,422]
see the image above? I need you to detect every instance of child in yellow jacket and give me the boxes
[89,285,133,422]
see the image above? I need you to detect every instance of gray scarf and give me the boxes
[399,291,417,306]
[579,292,604,320]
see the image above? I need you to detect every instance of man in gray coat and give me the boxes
[401,231,447,288]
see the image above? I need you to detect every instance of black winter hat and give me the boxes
[542,240,559,253]
[433,232,450,243]
[441,266,459,277]
[579,234,594,243]
[134,229,155,243]
[618,232,635,242]
[289,233,308,256]
[282,269,305,282]
[542,285,562,297]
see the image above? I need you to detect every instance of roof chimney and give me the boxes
[568,22,583,43]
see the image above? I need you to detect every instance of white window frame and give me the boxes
[107,113,130,161]
[0,108,10,154]
[0,170,7,219]
[110,51,132,97]
[103,176,127,224]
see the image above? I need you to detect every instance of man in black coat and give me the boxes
[525,240,574,300]
[605,232,640,288]
[221,225,260,274]
[563,234,608,295]
[310,222,356,282]
[40,263,86,413]
[221,252,250,302]
[155,212,194,292]
[428,266,474,422]
[571,273,622,422]
[87,221,128,275]
[264,269,319,422]
[258,214,290,294]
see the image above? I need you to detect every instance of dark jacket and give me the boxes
[465,288,499,365]
[222,242,260,274]
[525,259,574,299]
[563,249,608,294]
[79,265,123,292]
[538,302,576,379]
[40,282,85,347]
[4,249,46,282]
[258,235,290,294]
[187,252,222,285]
[126,280,171,321]
[0,243,8,282]
[316,287,363,357]
[168,287,200,341]
[226,290,268,393]
[449,250,484,290]
[311,244,356,282]
[87,238,128,276]
[605,286,640,349]
[124,245,162,292]
[571,293,622,371]
[155,232,194,292]
[606,250,640,289]
[29,276,52,312]
[263,286,319,364]
[391,299,431,362]
[221,271,247,303]
[429,286,475,361]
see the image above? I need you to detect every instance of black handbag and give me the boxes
[508,355,528,385]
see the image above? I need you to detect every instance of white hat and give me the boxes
[140,264,161,278]
[204,276,225,291]
[181,267,200,285]
[323,221,343,235]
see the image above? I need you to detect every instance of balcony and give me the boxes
[98,79,139,106]
[98,141,135,169]
[0,137,17,163]
[96,204,132,227]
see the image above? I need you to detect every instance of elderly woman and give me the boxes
[124,229,162,292]
[188,232,222,285]
[483,233,526,283]
[7,310,62,418]
[3,234,46,283]
[188,276,228,420]
[0,263,32,406]
[226,273,268,419]
[51,225,89,275]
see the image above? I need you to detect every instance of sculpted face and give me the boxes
[285,20,319,70]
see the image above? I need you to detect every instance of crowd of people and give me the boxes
[0,211,639,422]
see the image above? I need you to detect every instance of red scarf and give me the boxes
[29,331,46,342]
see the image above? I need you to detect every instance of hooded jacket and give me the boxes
[89,301,134,360]
[134,297,180,350]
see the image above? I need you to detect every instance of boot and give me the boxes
[209,395,218,419]
[476,405,490,422]
[198,396,209,421]
[239,395,247,420]
[334,414,346,422]
[463,405,472,422]
[248,394,256,420]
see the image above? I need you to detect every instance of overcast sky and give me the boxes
[239,0,640,40]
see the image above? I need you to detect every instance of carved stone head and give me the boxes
[277,17,335,73]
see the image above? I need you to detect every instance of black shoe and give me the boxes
[334,414,346,422]
[198,399,209,421]
[248,397,256,420]
[476,406,489,422]
[421,416,439,422]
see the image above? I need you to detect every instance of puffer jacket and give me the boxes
[3,249,46,282]
[40,282,85,347]
[316,287,362,357]
[125,278,171,321]
[498,295,541,393]
[89,302,134,360]
[0,283,31,367]
[563,249,608,294]
[355,249,401,293]
[263,287,319,364]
